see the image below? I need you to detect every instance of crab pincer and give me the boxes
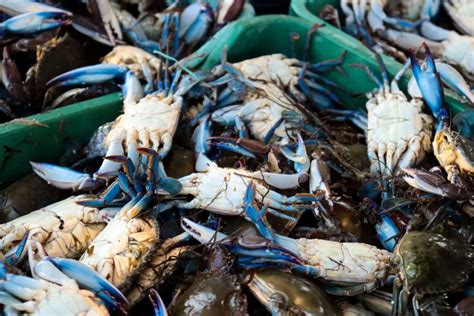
[0,11,71,36]
[410,44,474,186]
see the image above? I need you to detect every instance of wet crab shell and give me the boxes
[172,271,247,316]
[394,231,473,295]
[247,268,337,315]
[385,0,440,20]
[80,215,160,291]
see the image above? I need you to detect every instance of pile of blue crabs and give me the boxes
[319,0,474,105]
[0,0,248,122]
[0,1,474,315]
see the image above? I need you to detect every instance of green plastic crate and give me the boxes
[0,2,255,189]
[289,0,471,110]
[0,93,123,188]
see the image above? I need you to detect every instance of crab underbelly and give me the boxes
[35,289,106,316]
[80,217,157,287]
[296,239,391,283]
[368,101,424,144]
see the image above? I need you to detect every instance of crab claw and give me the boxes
[4,232,29,266]
[47,257,128,311]
[281,134,310,174]
[46,65,143,104]
[403,168,469,200]
[409,44,448,121]
[0,2,71,16]
[261,172,308,190]
[149,289,168,316]
[179,3,213,46]
[208,137,257,158]
[30,162,100,191]
[0,11,71,36]
[46,64,128,89]
[375,215,399,252]
[180,218,227,244]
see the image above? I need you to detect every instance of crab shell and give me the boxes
[441,35,474,81]
[283,236,392,284]
[106,93,182,151]
[394,231,473,294]
[237,86,303,146]
[385,0,440,20]
[127,245,191,306]
[433,128,474,176]
[0,195,109,259]
[2,280,109,316]
[366,91,433,175]
[172,271,247,316]
[231,54,304,100]
[227,54,306,145]
[101,45,161,80]
[247,268,337,315]
[79,213,159,290]
[444,0,474,36]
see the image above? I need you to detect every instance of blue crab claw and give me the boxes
[0,11,71,36]
[208,137,256,158]
[0,2,71,16]
[280,134,310,174]
[193,116,216,172]
[0,261,6,279]
[403,168,470,200]
[47,257,128,310]
[179,3,213,46]
[30,162,100,191]
[46,64,128,89]
[193,116,212,155]
[261,172,308,190]
[4,231,29,266]
[409,44,448,121]
[375,215,399,252]
[180,218,227,244]
[149,289,168,316]
[231,235,321,278]
[243,182,275,241]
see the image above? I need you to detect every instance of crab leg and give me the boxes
[323,109,368,131]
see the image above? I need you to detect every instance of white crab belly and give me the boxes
[80,217,157,287]
[0,196,105,256]
[296,238,392,284]
[195,170,253,214]
[35,288,107,316]
[367,99,423,145]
